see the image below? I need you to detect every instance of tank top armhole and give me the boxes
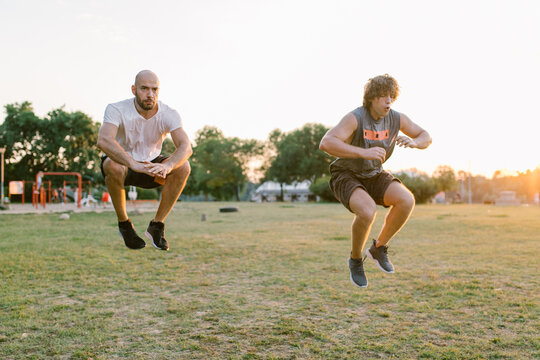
[351,107,364,145]
[391,109,401,135]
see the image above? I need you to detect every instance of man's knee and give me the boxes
[350,190,377,223]
[395,188,415,211]
[354,203,377,224]
[404,191,415,209]
[103,159,127,181]
[168,161,191,180]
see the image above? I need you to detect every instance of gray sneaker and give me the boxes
[367,239,394,273]
[348,257,368,288]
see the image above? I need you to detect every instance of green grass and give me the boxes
[0,203,539,359]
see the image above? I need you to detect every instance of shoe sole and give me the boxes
[347,259,368,288]
[366,250,394,274]
[144,230,169,251]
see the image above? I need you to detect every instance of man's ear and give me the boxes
[131,85,136,96]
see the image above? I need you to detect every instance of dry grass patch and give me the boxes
[0,203,538,359]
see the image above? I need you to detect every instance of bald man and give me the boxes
[97,70,192,251]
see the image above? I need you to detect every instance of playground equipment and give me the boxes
[33,172,82,208]
[9,180,26,204]
[0,147,5,206]
[63,179,91,204]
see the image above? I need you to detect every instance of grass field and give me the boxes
[0,202,539,359]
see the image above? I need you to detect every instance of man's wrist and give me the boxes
[163,160,175,173]
[127,158,137,169]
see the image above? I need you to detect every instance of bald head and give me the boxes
[132,70,160,112]
[134,70,159,87]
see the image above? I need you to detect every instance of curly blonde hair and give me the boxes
[363,74,400,110]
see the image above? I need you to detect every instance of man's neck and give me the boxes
[369,108,383,121]
[134,99,158,120]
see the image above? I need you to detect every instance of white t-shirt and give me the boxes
[103,98,182,162]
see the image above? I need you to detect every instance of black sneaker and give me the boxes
[348,257,368,288]
[118,220,146,249]
[367,239,394,273]
[145,221,169,251]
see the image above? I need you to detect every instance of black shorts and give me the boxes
[329,170,401,212]
[100,155,169,189]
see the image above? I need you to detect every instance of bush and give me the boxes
[394,171,438,204]
[136,188,159,200]
[310,176,338,202]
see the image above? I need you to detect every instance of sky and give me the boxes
[1,0,539,178]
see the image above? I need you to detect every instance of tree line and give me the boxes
[1,102,539,204]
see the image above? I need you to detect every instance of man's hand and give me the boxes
[144,162,173,179]
[398,113,432,149]
[396,136,419,148]
[130,161,156,176]
[362,147,386,162]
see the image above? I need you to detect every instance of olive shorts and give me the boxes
[329,170,401,212]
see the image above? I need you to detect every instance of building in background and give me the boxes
[495,191,520,206]
[254,181,314,202]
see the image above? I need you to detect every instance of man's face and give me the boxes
[370,95,394,119]
[132,77,159,111]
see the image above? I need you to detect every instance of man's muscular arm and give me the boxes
[396,113,432,149]
[97,122,153,175]
[144,127,193,178]
[319,112,387,163]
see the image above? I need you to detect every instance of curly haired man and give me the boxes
[319,74,432,288]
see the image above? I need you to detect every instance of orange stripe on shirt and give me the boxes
[364,129,389,140]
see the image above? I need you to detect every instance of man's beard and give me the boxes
[136,96,155,111]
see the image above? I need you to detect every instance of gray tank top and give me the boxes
[330,107,401,178]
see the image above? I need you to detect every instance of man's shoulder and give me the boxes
[157,101,178,116]
[103,98,134,123]
[157,101,181,123]
[107,98,134,111]
[351,106,366,117]
[389,109,400,118]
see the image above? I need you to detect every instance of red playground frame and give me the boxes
[34,172,82,208]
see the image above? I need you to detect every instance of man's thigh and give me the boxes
[124,155,169,189]
[382,181,414,207]
[349,187,377,215]
[101,155,167,189]
[101,157,128,180]
[330,170,369,212]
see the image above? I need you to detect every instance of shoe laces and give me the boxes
[350,258,365,273]
[150,221,164,231]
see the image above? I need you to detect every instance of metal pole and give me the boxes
[0,147,5,206]
[468,161,472,204]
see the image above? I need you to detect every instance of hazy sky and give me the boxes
[1,0,539,177]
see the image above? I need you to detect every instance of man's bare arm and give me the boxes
[397,113,432,149]
[97,122,152,175]
[319,113,387,163]
[144,127,193,178]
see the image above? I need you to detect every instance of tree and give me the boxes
[490,168,540,203]
[309,175,338,202]
[0,102,42,181]
[394,170,438,204]
[264,123,331,199]
[0,102,101,183]
[45,107,101,179]
[432,165,457,192]
[160,137,176,157]
[189,126,263,200]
